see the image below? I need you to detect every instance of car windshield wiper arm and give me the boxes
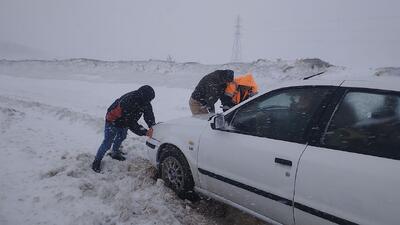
[303,71,326,80]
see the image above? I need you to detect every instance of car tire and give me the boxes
[159,147,195,199]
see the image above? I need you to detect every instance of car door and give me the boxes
[294,86,400,225]
[197,85,337,225]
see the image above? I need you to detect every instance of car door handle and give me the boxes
[274,157,292,167]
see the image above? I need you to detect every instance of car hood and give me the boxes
[160,114,211,126]
[152,114,212,142]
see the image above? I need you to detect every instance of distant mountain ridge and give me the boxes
[0,57,333,76]
[0,58,397,89]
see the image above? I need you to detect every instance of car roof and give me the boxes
[265,79,343,92]
[306,68,400,92]
[263,77,400,94]
[341,79,400,92]
[267,68,400,91]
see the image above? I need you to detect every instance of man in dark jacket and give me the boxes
[92,85,156,173]
[189,70,234,114]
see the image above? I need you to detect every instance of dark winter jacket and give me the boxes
[191,70,234,112]
[106,85,155,136]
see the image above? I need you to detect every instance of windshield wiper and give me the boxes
[303,71,326,80]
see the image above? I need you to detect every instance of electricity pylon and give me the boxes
[231,15,242,62]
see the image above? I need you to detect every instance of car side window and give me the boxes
[229,87,333,143]
[321,91,400,160]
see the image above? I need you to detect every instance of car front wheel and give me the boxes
[159,148,194,199]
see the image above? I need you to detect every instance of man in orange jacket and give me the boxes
[221,73,259,111]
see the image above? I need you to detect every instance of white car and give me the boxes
[146,79,400,225]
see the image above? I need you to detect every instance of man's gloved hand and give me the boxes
[146,127,153,138]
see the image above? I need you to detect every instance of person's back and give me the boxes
[106,86,155,133]
[190,70,234,114]
[92,85,156,173]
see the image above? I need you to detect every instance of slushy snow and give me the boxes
[0,58,398,225]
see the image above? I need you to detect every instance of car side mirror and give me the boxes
[211,113,225,130]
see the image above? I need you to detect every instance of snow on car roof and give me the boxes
[296,67,400,92]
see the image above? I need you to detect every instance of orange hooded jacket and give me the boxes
[224,73,259,105]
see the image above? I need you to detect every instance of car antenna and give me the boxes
[303,71,326,80]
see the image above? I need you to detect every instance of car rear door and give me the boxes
[197,85,338,224]
[294,83,400,225]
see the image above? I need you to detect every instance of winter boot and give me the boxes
[117,146,127,155]
[113,149,126,156]
[92,160,101,173]
[108,151,126,161]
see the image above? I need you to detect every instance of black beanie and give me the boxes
[138,85,155,102]
[223,70,234,82]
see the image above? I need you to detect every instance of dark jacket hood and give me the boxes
[138,85,155,102]
[218,70,234,83]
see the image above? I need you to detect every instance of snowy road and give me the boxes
[0,75,267,225]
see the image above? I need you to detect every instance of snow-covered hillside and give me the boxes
[0,58,338,90]
[0,58,398,225]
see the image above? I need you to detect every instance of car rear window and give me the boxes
[321,90,400,160]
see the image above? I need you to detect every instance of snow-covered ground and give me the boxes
[0,59,398,225]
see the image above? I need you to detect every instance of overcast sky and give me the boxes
[1,0,399,67]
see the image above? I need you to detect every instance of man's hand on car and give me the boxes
[146,127,153,138]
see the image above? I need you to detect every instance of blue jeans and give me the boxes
[95,122,128,161]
